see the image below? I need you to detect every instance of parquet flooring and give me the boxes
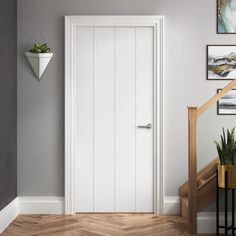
[2,214,213,236]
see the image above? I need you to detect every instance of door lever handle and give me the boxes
[137,123,152,129]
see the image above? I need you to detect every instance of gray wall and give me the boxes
[0,0,17,209]
[17,0,236,197]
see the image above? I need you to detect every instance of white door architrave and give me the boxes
[65,15,165,215]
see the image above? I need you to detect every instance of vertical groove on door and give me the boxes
[74,30,78,214]
[134,27,137,213]
[114,27,117,212]
[92,27,96,212]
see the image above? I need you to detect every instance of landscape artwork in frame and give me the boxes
[218,0,236,33]
[207,45,236,80]
[217,89,236,115]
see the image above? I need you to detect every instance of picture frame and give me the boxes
[217,89,236,115]
[207,45,236,80]
[217,0,236,34]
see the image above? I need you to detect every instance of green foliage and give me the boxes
[29,43,52,53]
[214,128,236,165]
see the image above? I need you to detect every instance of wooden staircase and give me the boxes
[186,79,236,234]
[179,158,217,218]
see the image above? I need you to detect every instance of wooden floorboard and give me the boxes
[2,214,216,236]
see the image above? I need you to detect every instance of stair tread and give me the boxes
[197,173,216,189]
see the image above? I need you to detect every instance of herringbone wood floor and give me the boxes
[2,214,213,236]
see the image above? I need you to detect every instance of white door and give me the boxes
[75,26,154,213]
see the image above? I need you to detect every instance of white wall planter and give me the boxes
[25,52,53,80]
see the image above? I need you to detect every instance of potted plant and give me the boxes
[214,128,236,189]
[25,43,53,79]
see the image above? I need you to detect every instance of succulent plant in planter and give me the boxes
[25,42,53,79]
[214,128,236,165]
[29,43,52,53]
[214,128,236,188]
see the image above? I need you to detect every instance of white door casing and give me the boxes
[65,16,164,215]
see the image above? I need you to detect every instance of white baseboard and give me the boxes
[163,197,236,234]
[18,196,64,214]
[198,212,216,234]
[163,196,180,215]
[198,212,236,234]
[0,198,19,233]
[0,196,64,233]
[1,196,227,234]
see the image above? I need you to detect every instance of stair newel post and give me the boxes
[188,106,198,235]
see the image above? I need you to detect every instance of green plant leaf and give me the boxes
[29,43,52,54]
[215,128,236,166]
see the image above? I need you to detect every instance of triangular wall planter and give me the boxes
[25,52,53,80]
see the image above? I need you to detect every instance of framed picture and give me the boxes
[217,89,236,115]
[218,0,236,33]
[207,45,236,80]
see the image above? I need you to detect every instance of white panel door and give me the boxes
[75,26,153,213]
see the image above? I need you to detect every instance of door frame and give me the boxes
[65,15,165,215]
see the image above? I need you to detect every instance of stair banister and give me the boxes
[188,107,198,234]
[188,79,236,234]
[198,79,236,117]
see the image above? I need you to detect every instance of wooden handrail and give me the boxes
[198,79,236,117]
[188,79,236,234]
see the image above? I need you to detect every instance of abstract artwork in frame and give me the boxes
[218,0,236,33]
[207,45,236,80]
[217,89,236,115]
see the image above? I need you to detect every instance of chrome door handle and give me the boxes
[137,123,152,129]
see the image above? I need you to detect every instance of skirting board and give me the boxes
[1,196,227,234]
[0,198,18,233]
[20,197,174,215]
[0,196,179,233]
[0,197,64,233]
[19,196,177,215]
[163,196,180,215]
[163,197,236,234]
[19,196,64,214]
[198,212,236,234]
